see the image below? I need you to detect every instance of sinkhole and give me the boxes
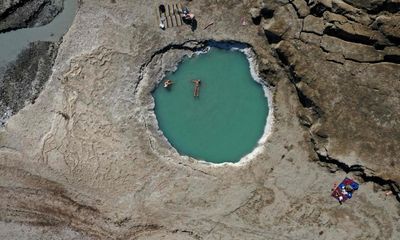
[152,46,271,164]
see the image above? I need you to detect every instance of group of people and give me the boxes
[159,6,195,30]
[163,79,201,97]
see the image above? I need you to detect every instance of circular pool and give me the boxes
[153,47,270,163]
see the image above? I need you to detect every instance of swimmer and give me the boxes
[164,79,173,88]
[192,79,201,97]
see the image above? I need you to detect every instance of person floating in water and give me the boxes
[192,79,201,97]
[164,79,173,88]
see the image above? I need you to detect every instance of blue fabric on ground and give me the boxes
[350,182,359,190]
[331,177,359,203]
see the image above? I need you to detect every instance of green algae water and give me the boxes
[153,48,269,163]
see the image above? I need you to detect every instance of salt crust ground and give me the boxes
[0,0,399,239]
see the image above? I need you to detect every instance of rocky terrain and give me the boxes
[0,0,63,33]
[0,0,399,239]
[0,0,64,126]
[0,41,60,126]
[260,0,400,184]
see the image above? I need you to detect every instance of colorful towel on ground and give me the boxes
[331,177,359,203]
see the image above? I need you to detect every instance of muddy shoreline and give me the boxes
[0,41,59,126]
[0,0,78,126]
[0,0,64,33]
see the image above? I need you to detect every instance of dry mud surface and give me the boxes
[0,0,400,239]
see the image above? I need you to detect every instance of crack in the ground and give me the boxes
[323,26,378,46]
[171,229,203,240]
[120,224,163,240]
[134,40,206,95]
[366,0,400,14]
[275,47,323,117]
[297,30,400,65]
[315,150,400,202]
[272,41,400,203]
[343,56,400,65]
[135,39,255,96]
[288,0,304,19]
[142,116,156,152]
[325,58,344,65]
[309,2,327,17]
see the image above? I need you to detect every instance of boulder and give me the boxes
[317,0,333,8]
[257,0,286,9]
[323,11,348,23]
[384,46,400,62]
[384,46,400,56]
[320,35,384,62]
[292,0,310,17]
[325,52,345,64]
[249,7,260,19]
[303,15,325,35]
[315,0,372,24]
[342,0,386,11]
[331,0,357,13]
[326,20,388,45]
[300,32,322,45]
[263,5,303,42]
[372,15,400,45]
[249,7,262,24]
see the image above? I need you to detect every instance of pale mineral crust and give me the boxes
[0,0,399,239]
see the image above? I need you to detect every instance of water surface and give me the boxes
[153,48,269,163]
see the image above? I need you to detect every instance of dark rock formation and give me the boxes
[0,41,59,126]
[0,0,68,125]
[0,0,63,33]
[259,0,400,184]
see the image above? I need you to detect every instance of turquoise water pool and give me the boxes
[153,47,269,163]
